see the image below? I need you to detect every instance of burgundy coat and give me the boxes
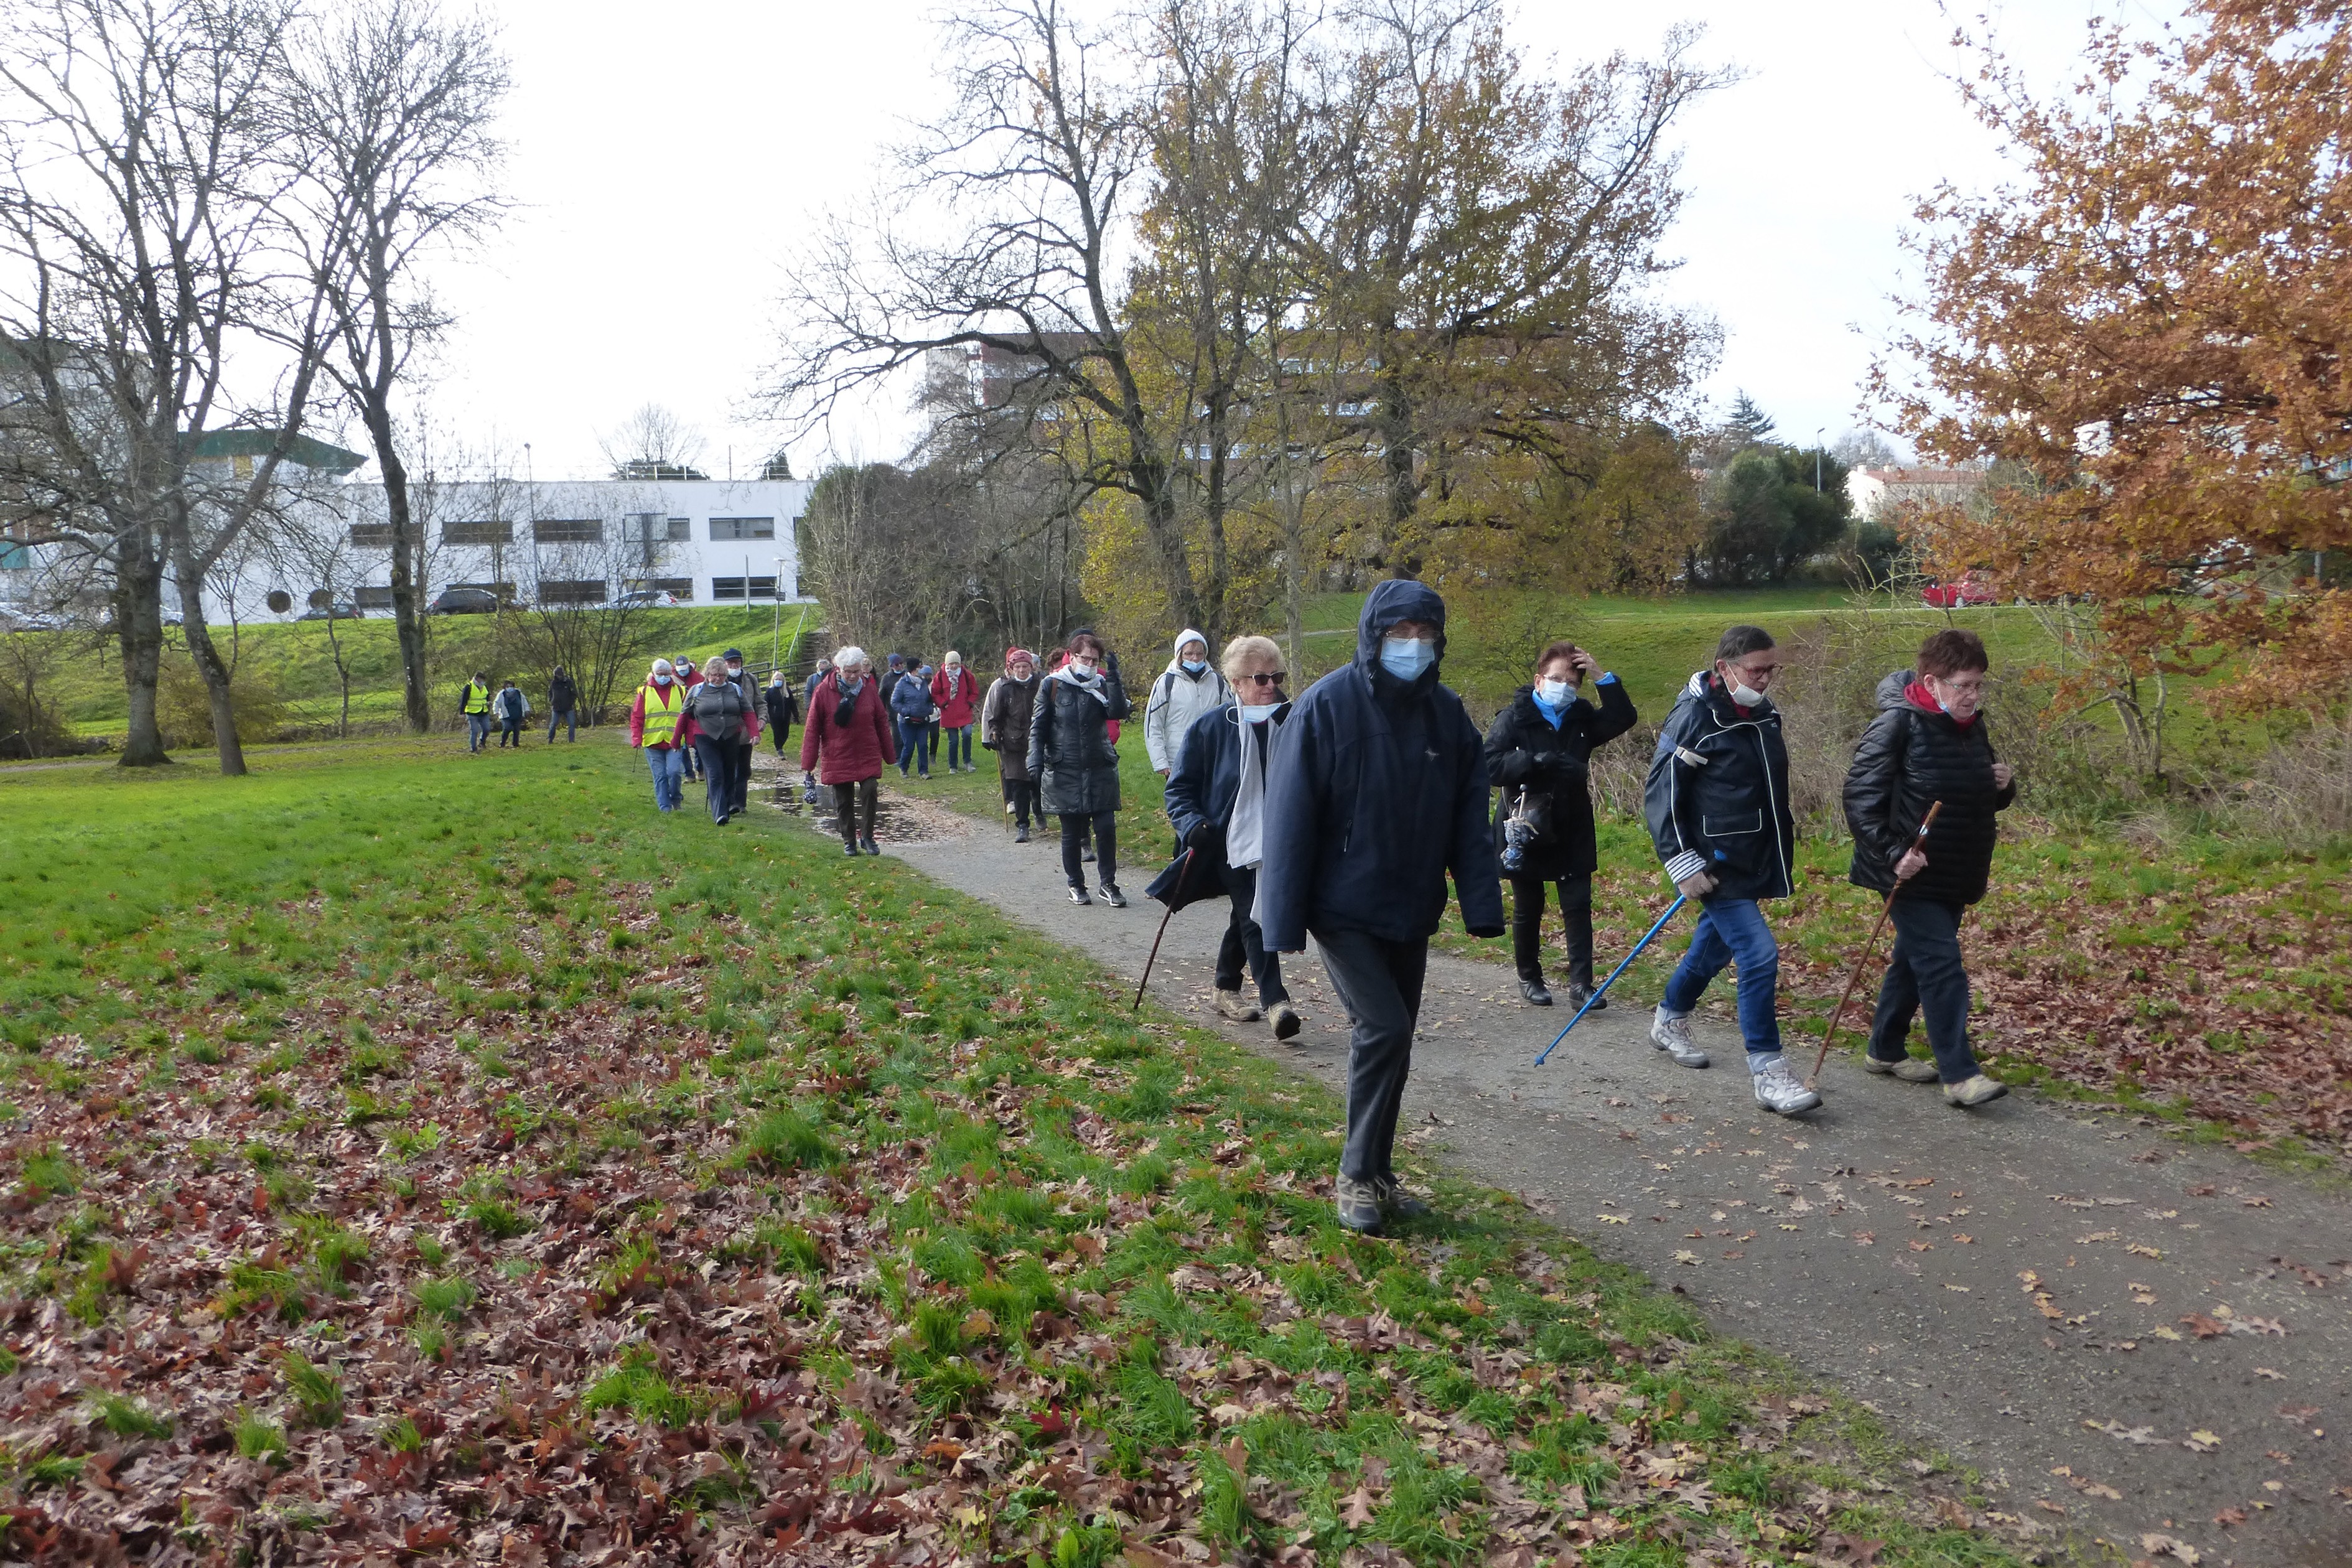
[799,672,897,785]
[931,666,979,728]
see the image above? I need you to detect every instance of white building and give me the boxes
[1844,464,1985,523]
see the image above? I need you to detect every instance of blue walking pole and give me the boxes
[1533,893,1689,1066]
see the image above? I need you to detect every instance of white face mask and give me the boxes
[1727,675,1766,708]
[1536,677,1574,706]
[1239,702,1279,724]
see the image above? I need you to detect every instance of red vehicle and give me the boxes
[1921,573,1997,607]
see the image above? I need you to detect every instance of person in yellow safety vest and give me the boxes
[629,658,690,812]
[459,670,494,753]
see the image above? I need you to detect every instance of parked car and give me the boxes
[607,589,680,609]
[1921,573,1997,607]
[299,600,365,622]
[429,586,500,615]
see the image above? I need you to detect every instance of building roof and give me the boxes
[192,429,368,476]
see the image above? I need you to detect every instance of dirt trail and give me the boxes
[749,754,2352,1566]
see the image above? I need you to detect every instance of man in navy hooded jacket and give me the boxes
[1259,579,1505,1232]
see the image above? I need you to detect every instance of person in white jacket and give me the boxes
[1143,627,1233,777]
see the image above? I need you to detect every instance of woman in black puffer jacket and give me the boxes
[1030,631,1132,906]
[1483,639,1637,1007]
[1842,628,2018,1108]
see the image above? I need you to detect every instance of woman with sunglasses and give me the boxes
[1164,635,1303,1038]
[1482,639,1638,1009]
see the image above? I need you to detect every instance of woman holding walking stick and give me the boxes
[1842,629,2016,1108]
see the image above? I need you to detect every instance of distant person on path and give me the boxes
[1259,581,1503,1233]
[891,657,938,780]
[720,649,760,817]
[982,648,1042,841]
[1030,630,1131,905]
[933,652,979,773]
[1645,625,1815,1111]
[628,659,689,812]
[680,661,749,826]
[546,665,578,742]
[1484,640,1638,1009]
[493,679,530,747]
[1144,627,1231,780]
[765,668,798,754]
[801,645,895,855]
[1165,634,1302,1039]
[1843,628,2017,1108]
[459,671,493,753]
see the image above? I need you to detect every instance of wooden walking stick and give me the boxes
[1132,849,1198,1011]
[1807,801,1941,1090]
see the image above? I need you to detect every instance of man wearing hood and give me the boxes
[1259,580,1505,1232]
[1842,629,2016,1108]
[1643,625,1816,1112]
[1144,628,1232,778]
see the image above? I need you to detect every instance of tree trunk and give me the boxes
[370,413,432,732]
[114,547,171,768]
[1374,331,1419,577]
[175,568,248,776]
[1136,459,1205,637]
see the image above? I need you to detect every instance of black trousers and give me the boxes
[730,739,755,814]
[831,777,879,842]
[693,737,740,823]
[1215,864,1287,1006]
[1060,811,1116,887]
[1510,873,1594,989]
[769,724,790,755]
[1868,897,1981,1083]
[1315,928,1429,1185]
[1000,775,1041,828]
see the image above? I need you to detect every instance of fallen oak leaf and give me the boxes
[1340,1485,1377,1530]
[2184,1429,2221,1452]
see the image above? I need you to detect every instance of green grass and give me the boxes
[0,732,2025,1564]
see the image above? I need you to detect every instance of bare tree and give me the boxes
[0,0,340,773]
[287,0,510,735]
[600,402,708,480]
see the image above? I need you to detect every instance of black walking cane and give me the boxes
[1807,801,1941,1090]
[1132,847,1200,1010]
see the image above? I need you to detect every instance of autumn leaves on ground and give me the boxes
[0,740,2020,1567]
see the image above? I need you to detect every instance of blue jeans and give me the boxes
[896,717,931,776]
[465,712,492,751]
[1869,898,1980,1083]
[547,709,576,742]
[645,745,685,811]
[942,724,973,769]
[1660,896,1782,1061]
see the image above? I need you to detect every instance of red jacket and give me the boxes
[931,666,979,727]
[799,672,897,785]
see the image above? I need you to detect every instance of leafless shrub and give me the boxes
[2239,709,2352,840]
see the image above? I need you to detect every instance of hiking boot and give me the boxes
[1269,1001,1302,1041]
[1518,976,1553,1007]
[1335,1175,1383,1234]
[1373,1175,1434,1221]
[1750,1054,1822,1116]
[1098,884,1127,908]
[1068,885,1092,905]
[1014,826,1030,843]
[1213,988,1261,1023]
[1563,984,1606,1012]
[1649,1008,1709,1068]
[861,837,880,856]
[1864,1052,1941,1083]
[1944,1073,2008,1108]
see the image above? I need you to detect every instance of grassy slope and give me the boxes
[0,738,2020,1565]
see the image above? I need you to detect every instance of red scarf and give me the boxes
[1906,678,1976,728]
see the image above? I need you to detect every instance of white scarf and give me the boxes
[1227,711,1269,871]
[1055,664,1111,706]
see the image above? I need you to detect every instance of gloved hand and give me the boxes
[1674,869,1719,898]
[1529,749,1564,772]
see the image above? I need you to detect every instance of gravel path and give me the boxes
[751,755,2352,1565]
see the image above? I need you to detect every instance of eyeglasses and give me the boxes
[1933,674,1986,694]
[1241,671,1287,686]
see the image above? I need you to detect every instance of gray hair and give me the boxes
[831,644,869,671]
[1221,633,1283,683]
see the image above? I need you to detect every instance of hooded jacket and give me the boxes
[1257,579,1505,950]
[1483,676,1638,880]
[890,668,939,724]
[982,671,1040,780]
[798,671,897,785]
[548,671,577,713]
[1028,661,1132,816]
[1844,669,2015,905]
[1643,670,1796,901]
[1144,627,1233,773]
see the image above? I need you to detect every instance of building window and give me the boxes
[709,516,775,541]
[444,521,512,546]
[710,575,778,601]
[0,542,30,571]
[348,524,396,548]
[354,585,394,609]
[536,579,606,605]
[665,517,691,540]
[634,577,694,599]
[533,518,602,544]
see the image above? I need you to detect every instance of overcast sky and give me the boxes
[404,0,2175,483]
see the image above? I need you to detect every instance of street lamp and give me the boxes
[1815,427,1825,493]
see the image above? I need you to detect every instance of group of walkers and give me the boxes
[457,667,579,750]
[625,649,800,824]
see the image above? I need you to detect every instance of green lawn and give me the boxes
[0,736,2020,1564]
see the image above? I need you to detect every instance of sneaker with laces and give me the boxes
[1864,1053,1941,1083]
[1068,885,1091,905]
[1213,988,1261,1022]
[1649,1007,1710,1068]
[1334,1175,1383,1233]
[1373,1175,1434,1220]
[1099,883,1127,908]
[1943,1073,2008,1108]
[1750,1053,1822,1115]
[1268,1001,1302,1040]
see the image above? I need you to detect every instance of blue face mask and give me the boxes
[1182,659,1207,676]
[1378,636,1435,680]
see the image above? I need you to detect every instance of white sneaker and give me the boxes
[1750,1054,1822,1115]
[1649,1008,1709,1068]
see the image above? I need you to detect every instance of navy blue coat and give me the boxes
[1258,579,1506,950]
[1643,670,1796,901]
[1164,699,1288,862]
